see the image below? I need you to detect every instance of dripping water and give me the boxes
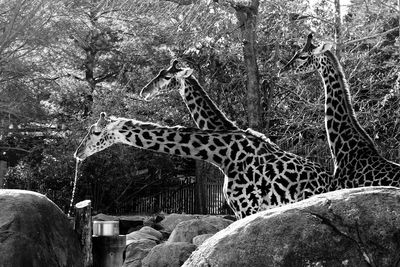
[67,159,80,217]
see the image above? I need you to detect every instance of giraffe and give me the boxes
[140,59,239,214]
[74,112,332,219]
[140,60,239,131]
[280,33,400,188]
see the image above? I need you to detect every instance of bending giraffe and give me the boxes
[281,33,400,188]
[74,112,332,219]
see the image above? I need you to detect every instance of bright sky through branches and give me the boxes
[309,0,351,17]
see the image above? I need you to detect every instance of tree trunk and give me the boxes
[234,1,261,130]
[334,0,342,59]
[261,79,274,133]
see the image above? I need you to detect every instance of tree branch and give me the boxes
[94,71,119,83]
[344,26,400,45]
[162,0,254,8]
[0,146,32,153]
[161,0,199,5]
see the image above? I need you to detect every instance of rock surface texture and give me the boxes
[122,239,157,267]
[168,219,219,243]
[159,214,204,233]
[142,242,196,267]
[183,187,400,267]
[0,189,83,267]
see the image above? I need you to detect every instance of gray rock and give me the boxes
[0,189,83,267]
[183,187,400,267]
[159,213,204,233]
[200,216,233,231]
[168,219,219,243]
[192,234,214,247]
[122,239,157,267]
[142,242,196,267]
[139,226,163,240]
[126,231,159,245]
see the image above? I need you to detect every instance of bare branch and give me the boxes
[161,0,199,5]
[0,146,32,153]
[344,26,400,45]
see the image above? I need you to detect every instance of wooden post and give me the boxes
[195,160,208,215]
[74,200,93,267]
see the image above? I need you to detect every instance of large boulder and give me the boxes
[183,187,400,267]
[122,239,157,267]
[192,234,214,247]
[142,242,196,267]
[168,219,219,243]
[0,189,83,267]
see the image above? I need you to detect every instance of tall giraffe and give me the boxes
[281,34,400,188]
[140,60,239,131]
[140,60,239,214]
[74,112,332,219]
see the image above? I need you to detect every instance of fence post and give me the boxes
[74,200,93,267]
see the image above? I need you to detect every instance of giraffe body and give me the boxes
[75,112,332,219]
[282,34,400,188]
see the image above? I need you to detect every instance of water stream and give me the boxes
[67,159,80,217]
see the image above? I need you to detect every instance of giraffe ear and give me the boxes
[96,112,108,129]
[178,68,193,78]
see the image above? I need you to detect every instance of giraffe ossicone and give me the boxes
[74,112,333,219]
[281,33,400,188]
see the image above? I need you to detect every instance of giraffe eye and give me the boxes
[91,127,101,135]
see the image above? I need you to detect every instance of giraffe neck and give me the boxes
[180,76,239,131]
[114,120,252,170]
[316,51,379,169]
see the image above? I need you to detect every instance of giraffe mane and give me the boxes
[185,75,238,129]
[108,115,245,135]
[323,50,379,152]
[245,128,279,148]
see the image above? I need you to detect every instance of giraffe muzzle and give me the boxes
[73,151,86,162]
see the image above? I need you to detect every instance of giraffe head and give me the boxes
[280,34,332,75]
[140,59,194,101]
[74,112,124,161]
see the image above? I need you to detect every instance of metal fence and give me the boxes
[130,182,232,215]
